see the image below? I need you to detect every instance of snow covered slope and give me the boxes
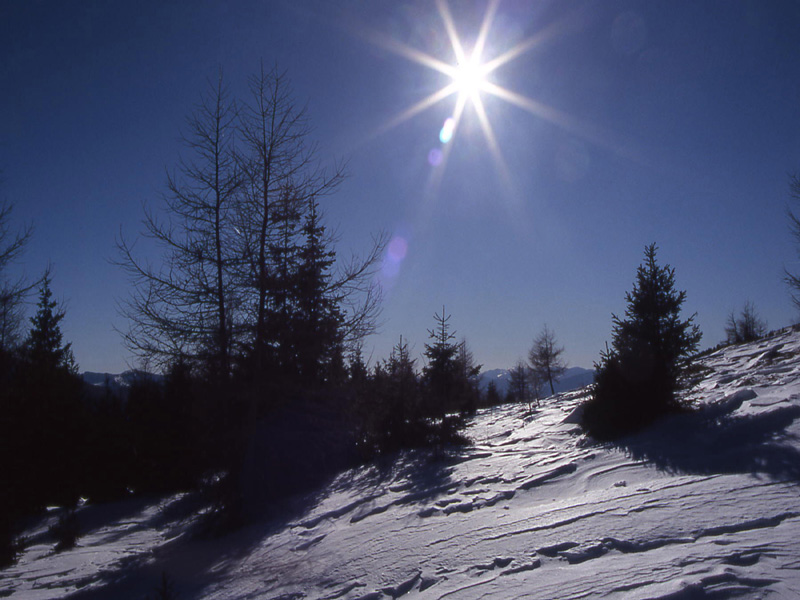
[5,328,800,599]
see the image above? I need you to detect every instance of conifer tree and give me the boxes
[423,307,459,416]
[20,276,84,508]
[583,244,701,439]
[293,197,343,386]
[24,276,76,375]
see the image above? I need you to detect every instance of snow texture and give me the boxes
[5,328,800,599]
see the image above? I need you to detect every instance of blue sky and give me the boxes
[2,0,799,374]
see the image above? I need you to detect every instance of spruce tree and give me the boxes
[583,244,701,439]
[20,276,84,508]
[25,276,76,375]
[423,307,459,416]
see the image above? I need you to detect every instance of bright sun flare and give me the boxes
[364,0,572,183]
[451,54,488,102]
[361,0,606,188]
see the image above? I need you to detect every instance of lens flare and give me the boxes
[439,117,456,144]
[428,148,444,166]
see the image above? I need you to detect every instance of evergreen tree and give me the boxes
[423,307,459,416]
[583,244,702,439]
[24,276,77,375]
[485,380,501,407]
[19,276,84,508]
[293,197,344,387]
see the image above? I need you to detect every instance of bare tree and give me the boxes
[508,359,531,407]
[528,325,567,397]
[118,65,385,383]
[235,65,386,373]
[0,198,37,353]
[785,173,800,309]
[725,301,767,344]
[117,73,241,379]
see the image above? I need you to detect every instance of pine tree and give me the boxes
[485,380,501,406]
[24,276,76,376]
[583,244,702,439]
[19,276,84,508]
[423,307,459,416]
[293,197,344,387]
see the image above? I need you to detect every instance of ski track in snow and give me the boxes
[5,329,800,599]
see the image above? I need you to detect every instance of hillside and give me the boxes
[4,329,800,599]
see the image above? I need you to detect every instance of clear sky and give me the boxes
[2,0,800,374]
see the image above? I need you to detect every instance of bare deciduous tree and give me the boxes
[508,359,531,407]
[725,301,767,344]
[118,67,386,382]
[785,173,800,309]
[117,73,241,379]
[0,198,37,353]
[528,325,567,397]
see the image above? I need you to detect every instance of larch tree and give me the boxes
[725,301,767,344]
[528,325,566,396]
[117,73,241,382]
[0,199,36,355]
[784,173,800,309]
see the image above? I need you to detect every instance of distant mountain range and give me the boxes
[82,370,163,397]
[478,366,594,398]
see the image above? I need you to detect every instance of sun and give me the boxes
[360,0,601,186]
[363,0,553,179]
[451,53,488,103]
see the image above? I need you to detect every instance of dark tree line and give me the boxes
[351,307,481,456]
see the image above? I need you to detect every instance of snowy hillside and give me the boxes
[5,328,800,599]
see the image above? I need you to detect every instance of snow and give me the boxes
[5,328,800,599]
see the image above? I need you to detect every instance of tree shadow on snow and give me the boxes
[616,404,800,482]
[67,445,464,600]
[331,444,463,507]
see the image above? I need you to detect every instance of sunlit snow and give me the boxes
[4,328,800,599]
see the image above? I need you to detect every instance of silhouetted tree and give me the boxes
[485,379,501,406]
[375,336,421,450]
[18,276,84,508]
[508,359,531,406]
[291,197,344,387]
[423,307,459,416]
[117,73,241,382]
[0,198,36,355]
[23,276,77,376]
[582,244,702,439]
[725,301,767,344]
[784,173,800,309]
[455,338,481,414]
[528,325,566,396]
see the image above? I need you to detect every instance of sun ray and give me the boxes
[473,0,500,63]
[437,0,467,65]
[473,94,513,191]
[376,83,458,136]
[355,0,633,185]
[482,81,639,160]
[482,8,587,74]
[359,27,454,77]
